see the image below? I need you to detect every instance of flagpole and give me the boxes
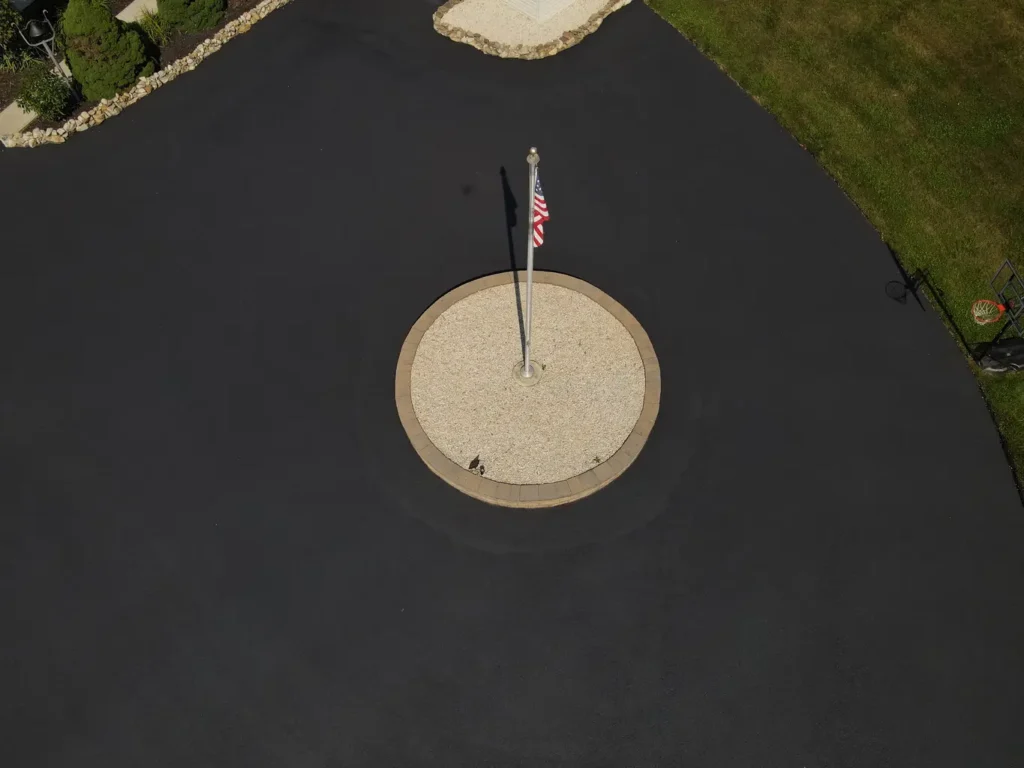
[524,146,539,377]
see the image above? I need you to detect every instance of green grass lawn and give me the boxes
[647,0,1024,487]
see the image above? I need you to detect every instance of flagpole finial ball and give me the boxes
[527,147,539,166]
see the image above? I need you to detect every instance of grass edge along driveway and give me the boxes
[647,0,1024,491]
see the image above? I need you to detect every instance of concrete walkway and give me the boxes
[115,0,157,22]
[0,0,156,137]
[0,0,1020,765]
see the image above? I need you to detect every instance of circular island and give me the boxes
[396,272,659,507]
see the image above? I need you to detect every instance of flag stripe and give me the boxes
[532,173,550,247]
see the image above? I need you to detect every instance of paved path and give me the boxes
[1,1,1021,765]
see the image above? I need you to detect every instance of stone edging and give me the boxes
[395,271,660,509]
[432,0,631,60]
[1,0,293,149]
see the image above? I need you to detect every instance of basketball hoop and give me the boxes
[971,299,1007,325]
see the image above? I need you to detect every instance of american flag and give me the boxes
[532,174,550,247]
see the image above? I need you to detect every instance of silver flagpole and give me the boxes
[524,147,540,377]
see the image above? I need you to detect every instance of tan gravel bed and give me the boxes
[434,0,631,59]
[443,0,609,47]
[410,282,645,485]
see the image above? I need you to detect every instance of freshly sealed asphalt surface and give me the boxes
[2,1,1022,764]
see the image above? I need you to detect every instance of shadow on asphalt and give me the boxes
[500,165,527,360]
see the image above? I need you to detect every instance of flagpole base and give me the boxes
[513,360,544,386]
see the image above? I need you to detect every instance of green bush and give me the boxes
[16,60,72,119]
[1,0,33,76]
[157,0,225,33]
[1,0,23,64]
[62,0,154,101]
[0,0,19,45]
[136,9,170,47]
[1,46,32,74]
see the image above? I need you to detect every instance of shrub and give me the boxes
[157,0,225,33]
[1,46,32,74]
[1,0,20,48]
[1,0,24,67]
[62,0,154,101]
[16,60,72,119]
[136,9,170,47]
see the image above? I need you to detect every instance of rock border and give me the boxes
[432,0,631,60]
[1,0,293,149]
[396,271,660,509]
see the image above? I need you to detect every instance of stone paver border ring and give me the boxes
[395,271,660,508]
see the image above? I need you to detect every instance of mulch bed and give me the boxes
[0,70,22,111]
[16,0,264,132]
[161,0,263,61]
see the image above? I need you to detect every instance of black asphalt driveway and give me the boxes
[2,1,1022,765]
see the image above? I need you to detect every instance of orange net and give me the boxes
[971,299,1006,325]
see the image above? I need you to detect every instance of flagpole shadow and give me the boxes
[501,166,527,360]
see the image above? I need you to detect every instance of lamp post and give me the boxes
[18,11,75,94]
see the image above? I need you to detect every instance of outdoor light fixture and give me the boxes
[18,11,75,92]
